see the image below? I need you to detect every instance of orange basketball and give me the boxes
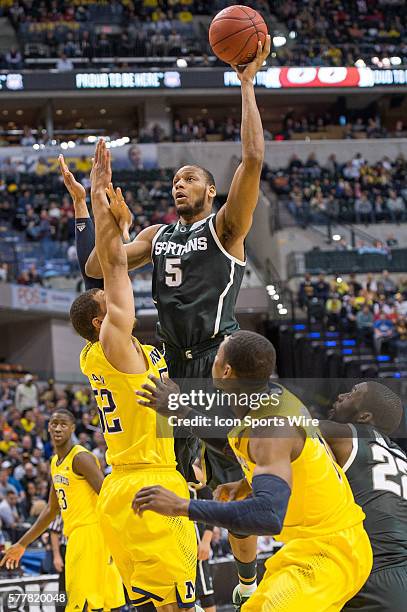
[209,5,268,65]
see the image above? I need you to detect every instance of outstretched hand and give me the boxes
[90,139,112,194]
[0,543,25,570]
[59,155,86,203]
[136,374,182,417]
[231,34,271,82]
[105,183,133,242]
[132,485,189,517]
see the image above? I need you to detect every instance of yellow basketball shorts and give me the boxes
[65,522,125,612]
[242,523,373,611]
[97,466,197,608]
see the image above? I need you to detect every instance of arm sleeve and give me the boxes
[75,217,104,291]
[197,485,214,533]
[188,473,290,536]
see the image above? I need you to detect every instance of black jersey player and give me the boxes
[320,381,407,612]
[76,38,270,478]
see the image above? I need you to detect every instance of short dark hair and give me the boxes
[360,381,403,435]
[50,408,76,424]
[192,165,216,188]
[223,331,276,381]
[70,288,101,342]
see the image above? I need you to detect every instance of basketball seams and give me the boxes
[211,23,261,48]
[209,6,267,65]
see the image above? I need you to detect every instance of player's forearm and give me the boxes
[50,531,61,555]
[240,80,264,165]
[92,190,126,269]
[18,504,58,548]
[85,247,103,279]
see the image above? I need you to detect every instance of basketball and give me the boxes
[209,5,268,65]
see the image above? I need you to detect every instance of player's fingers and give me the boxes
[123,224,130,242]
[140,383,158,395]
[264,34,271,56]
[147,374,162,387]
[137,399,154,407]
[256,39,262,58]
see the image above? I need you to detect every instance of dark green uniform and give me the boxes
[343,423,407,611]
[151,213,245,485]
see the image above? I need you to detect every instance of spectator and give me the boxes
[0,490,22,539]
[15,375,39,412]
[380,270,397,296]
[56,54,74,72]
[356,305,374,346]
[326,293,343,328]
[373,312,395,354]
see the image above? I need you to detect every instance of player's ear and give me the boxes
[208,184,216,199]
[357,411,373,425]
[223,363,233,378]
[92,316,103,332]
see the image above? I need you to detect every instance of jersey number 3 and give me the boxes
[372,441,407,499]
[93,388,123,434]
[165,258,182,287]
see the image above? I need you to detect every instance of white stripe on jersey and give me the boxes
[212,260,235,338]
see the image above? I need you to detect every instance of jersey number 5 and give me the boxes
[93,388,123,434]
[371,442,407,499]
[165,258,182,287]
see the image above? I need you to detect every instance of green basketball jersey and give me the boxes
[344,423,407,571]
[151,213,245,349]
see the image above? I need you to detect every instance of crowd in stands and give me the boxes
[298,271,407,361]
[266,152,407,227]
[0,165,177,283]
[0,0,407,69]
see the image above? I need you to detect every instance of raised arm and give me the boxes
[216,36,270,259]
[90,140,145,374]
[85,222,161,279]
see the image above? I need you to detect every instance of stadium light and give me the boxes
[332,234,341,241]
[336,277,342,283]
[277,303,283,309]
[371,57,379,64]
[87,136,97,143]
[176,58,188,68]
[61,142,68,150]
[33,144,40,150]
[390,56,401,65]
[67,141,75,148]
[355,59,365,67]
[273,294,280,300]
[273,36,286,48]
[266,285,275,292]
[288,31,296,39]
[382,57,391,67]
[279,308,288,315]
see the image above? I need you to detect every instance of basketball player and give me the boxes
[134,331,373,611]
[320,382,407,612]
[70,139,198,611]
[69,38,271,604]
[0,408,125,612]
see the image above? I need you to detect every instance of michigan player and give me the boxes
[71,38,271,605]
[320,381,407,612]
[134,331,373,611]
[0,408,125,612]
[70,139,198,611]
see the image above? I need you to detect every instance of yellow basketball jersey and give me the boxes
[80,340,176,468]
[228,384,365,542]
[50,445,99,537]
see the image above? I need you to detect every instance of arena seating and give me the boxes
[265,152,407,227]
[1,0,407,69]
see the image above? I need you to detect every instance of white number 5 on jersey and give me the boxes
[165,258,182,287]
